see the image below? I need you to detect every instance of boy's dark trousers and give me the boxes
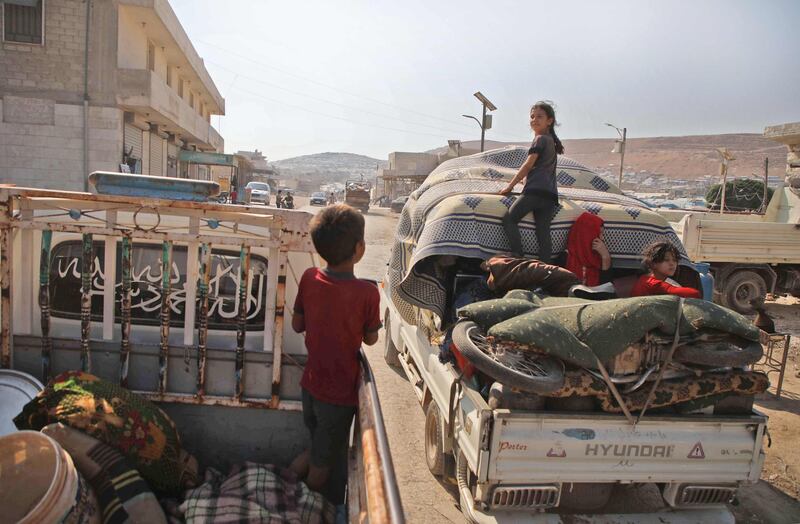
[302,389,356,505]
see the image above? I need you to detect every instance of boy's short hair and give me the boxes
[310,204,365,265]
[642,241,681,267]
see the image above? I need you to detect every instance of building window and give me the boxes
[166,66,172,87]
[189,91,194,109]
[147,41,155,71]
[178,77,184,98]
[3,0,44,45]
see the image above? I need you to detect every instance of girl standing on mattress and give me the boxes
[631,241,701,298]
[500,101,564,261]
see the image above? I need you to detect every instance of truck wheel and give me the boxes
[452,321,565,394]
[425,401,445,477]
[383,315,401,367]
[674,340,763,367]
[721,270,766,313]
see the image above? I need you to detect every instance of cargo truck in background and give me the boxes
[345,179,372,213]
[666,179,800,313]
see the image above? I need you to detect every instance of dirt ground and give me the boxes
[301,200,800,522]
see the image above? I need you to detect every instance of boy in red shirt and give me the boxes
[289,204,381,503]
[631,241,701,299]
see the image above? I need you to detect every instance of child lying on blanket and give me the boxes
[631,241,700,299]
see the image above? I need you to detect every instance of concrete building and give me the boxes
[377,141,479,200]
[764,122,800,181]
[0,0,224,191]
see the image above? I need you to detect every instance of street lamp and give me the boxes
[463,91,496,152]
[605,122,627,190]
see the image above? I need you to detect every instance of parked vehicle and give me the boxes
[0,178,403,523]
[245,181,271,205]
[381,148,767,523]
[345,179,371,213]
[657,180,800,313]
[390,196,409,213]
[310,192,327,206]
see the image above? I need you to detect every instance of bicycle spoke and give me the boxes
[468,327,550,378]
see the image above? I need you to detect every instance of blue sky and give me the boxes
[171,0,800,160]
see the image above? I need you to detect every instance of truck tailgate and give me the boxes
[489,411,766,484]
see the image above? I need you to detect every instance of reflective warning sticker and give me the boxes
[687,442,705,459]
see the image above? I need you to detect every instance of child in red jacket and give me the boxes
[630,241,700,299]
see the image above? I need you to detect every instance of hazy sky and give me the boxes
[171,0,799,160]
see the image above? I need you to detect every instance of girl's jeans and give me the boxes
[501,192,557,261]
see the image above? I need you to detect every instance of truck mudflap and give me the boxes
[488,411,766,484]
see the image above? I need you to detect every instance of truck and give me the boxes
[665,178,800,313]
[381,147,769,523]
[345,179,372,213]
[0,178,403,523]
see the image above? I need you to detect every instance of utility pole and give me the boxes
[605,123,627,189]
[716,148,735,214]
[463,92,497,152]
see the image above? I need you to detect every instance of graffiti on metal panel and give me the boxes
[49,241,267,329]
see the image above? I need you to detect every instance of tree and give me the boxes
[705,179,773,212]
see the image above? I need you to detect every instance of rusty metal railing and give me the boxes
[349,348,405,524]
[0,186,312,410]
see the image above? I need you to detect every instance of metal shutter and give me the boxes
[149,133,164,177]
[124,123,143,162]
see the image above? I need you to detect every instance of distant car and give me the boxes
[245,181,271,205]
[390,196,409,213]
[310,192,327,206]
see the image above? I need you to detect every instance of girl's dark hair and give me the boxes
[642,241,681,268]
[532,101,565,155]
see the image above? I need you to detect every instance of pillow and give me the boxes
[42,423,167,524]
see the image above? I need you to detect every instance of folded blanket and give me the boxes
[14,371,197,495]
[179,463,333,524]
[484,256,580,296]
[459,293,761,368]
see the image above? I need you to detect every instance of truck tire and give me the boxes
[452,321,565,394]
[674,340,763,368]
[721,270,767,314]
[425,401,445,477]
[383,315,401,367]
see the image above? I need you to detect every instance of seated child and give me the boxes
[289,204,382,504]
[630,241,700,298]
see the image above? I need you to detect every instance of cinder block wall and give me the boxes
[0,0,122,191]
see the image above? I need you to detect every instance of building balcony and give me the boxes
[116,68,222,152]
[118,0,223,114]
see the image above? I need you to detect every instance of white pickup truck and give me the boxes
[380,147,769,523]
[382,299,767,522]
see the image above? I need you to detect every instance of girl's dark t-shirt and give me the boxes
[522,134,558,201]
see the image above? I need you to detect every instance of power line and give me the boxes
[230,83,458,140]
[205,59,475,137]
[196,39,478,130]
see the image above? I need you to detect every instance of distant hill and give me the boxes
[272,152,387,184]
[429,134,786,180]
